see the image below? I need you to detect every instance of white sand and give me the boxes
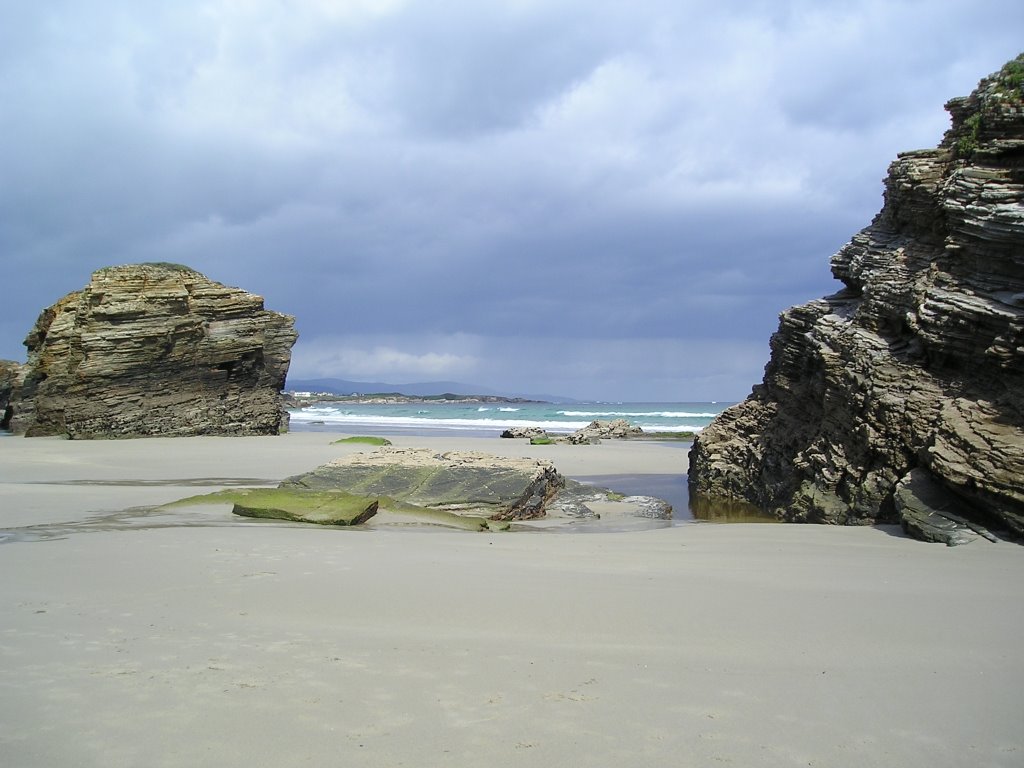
[1,432,1022,767]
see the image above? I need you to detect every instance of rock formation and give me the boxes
[688,55,1024,544]
[0,359,23,430]
[500,426,548,440]
[279,446,673,524]
[8,263,297,438]
[500,419,646,444]
[281,447,567,521]
[567,418,645,443]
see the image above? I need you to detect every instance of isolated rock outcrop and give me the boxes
[688,55,1024,543]
[567,419,645,443]
[8,263,297,438]
[500,420,646,444]
[281,447,566,521]
[280,446,673,524]
[500,426,548,439]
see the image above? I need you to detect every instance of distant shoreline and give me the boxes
[284,391,544,407]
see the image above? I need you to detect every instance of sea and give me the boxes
[288,400,736,522]
[288,401,732,438]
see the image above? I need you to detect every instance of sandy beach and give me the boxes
[1,432,1022,767]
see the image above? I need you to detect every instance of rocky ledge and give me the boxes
[7,263,297,438]
[501,419,647,444]
[282,447,567,522]
[688,55,1024,545]
[166,447,673,530]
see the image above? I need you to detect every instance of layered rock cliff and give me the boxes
[688,56,1024,543]
[8,263,297,438]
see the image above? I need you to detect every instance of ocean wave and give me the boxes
[289,408,703,434]
[558,410,719,418]
[290,409,591,433]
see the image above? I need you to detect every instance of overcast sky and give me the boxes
[1,1,1020,401]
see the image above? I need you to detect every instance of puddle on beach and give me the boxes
[688,494,779,523]
[573,473,778,524]
[0,502,302,544]
[574,473,690,520]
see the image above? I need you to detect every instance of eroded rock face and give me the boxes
[688,56,1024,543]
[0,360,23,430]
[8,263,297,438]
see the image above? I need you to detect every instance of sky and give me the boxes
[1,1,1021,402]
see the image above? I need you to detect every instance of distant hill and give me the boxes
[285,377,577,403]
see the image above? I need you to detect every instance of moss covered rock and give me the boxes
[170,487,378,525]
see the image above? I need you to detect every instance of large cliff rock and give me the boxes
[688,56,1024,543]
[8,263,297,438]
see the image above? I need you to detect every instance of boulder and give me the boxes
[7,263,297,438]
[568,419,644,444]
[500,426,548,439]
[688,56,1024,543]
[280,446,674,524]
[281,447,566,521]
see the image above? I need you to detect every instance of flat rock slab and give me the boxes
[163,447,674,530]
[281,447,674,524]
[281,447,564,521]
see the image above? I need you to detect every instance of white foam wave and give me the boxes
[289,407,703,434]
[558,410,719,418]
[290,409,590,433]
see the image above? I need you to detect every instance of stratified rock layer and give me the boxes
[9,263,297,438]
[688,56,1024,542]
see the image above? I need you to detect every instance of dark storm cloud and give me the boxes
[2,0,1022,400]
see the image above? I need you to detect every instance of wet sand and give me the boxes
[1,432,1022,767]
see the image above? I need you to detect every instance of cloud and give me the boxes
[2,0,1022,400]
[292,331,773,402]
[292,334,482,381]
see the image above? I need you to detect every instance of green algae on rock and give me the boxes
[331,436,393,446]
[167,488,379,526]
